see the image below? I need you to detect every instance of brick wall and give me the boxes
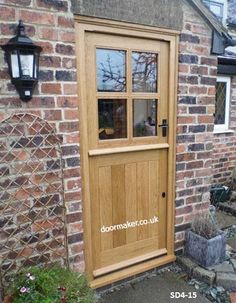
[0,0,223,274]
[175,2,217,253]
[0,0,83,272]
[212,75,236,184]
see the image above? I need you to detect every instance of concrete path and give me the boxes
[99,271,210,303]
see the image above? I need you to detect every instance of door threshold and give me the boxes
[90,254,176,289]
[93,248,167,277]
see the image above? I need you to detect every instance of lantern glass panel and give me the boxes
[34,53,39,78]
[10,51,20,78]
[20,53,34,78]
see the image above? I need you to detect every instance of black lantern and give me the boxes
[1,20,42,101]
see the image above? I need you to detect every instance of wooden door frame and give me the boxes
[75,15,179,289]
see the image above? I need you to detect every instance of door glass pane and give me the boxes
[132,52,158,92]
[215,82,226,125]
[98,99,127,140]
[96,49,126,92]
[133,99,157,137]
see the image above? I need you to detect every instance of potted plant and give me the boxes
[3,265,96,303]
[185,210,226,268]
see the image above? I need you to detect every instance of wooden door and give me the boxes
[77,20,178,288]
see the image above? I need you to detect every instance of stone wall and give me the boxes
[0,0,83,272]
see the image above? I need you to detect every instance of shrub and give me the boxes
[6,265,96,303]
[191,211,219,240]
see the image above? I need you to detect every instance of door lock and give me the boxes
[158,119,168,137]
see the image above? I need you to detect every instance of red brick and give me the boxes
[208,86,216,95]
[190,65,208,75]
[40,56,61,68]
[36,0,68,11]
[177,116,196,124]
[178,64,189,73]
[178,85,188,94]
[198,115,213,124]
[64,168,81,178]
[37,41,54,54]
[20,10,55,25]
[67,212,82,223]
[62,58,76,69]
[59,30,75,43]
[200,57,217,66]
[44,110,62,121]
[70,242,84,254]
[175,205,193,216]
[177,153,195,162]
[192,45,209,56]
[176,145,186,153]
[189,86,208,94]
[192,24,209,35]
[39,27,58,40]
[65,133,80,144]
[63,83,77,95]
[58,16,74,28]
[67,178,81,190]
[175,216,184,225]
[56,43,74,55]
[64,109,79,120]
[59,121,79,133]
[0,7,15,21]
[41,83,61,94]
[186,161,203,170]
[27,97,55,108]
[57,97,78,108]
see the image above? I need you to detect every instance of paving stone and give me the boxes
[216,272,236,291]
[99,271,211,303]
[226,244,233,252]
[230,259,236,270]
[192,267,215,285]
[216,211,236,229]
[227,237,236,252]
[176,256,196,275]
[209,261,234,273]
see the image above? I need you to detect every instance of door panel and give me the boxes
[90,149,167,275]
[84,31,173,281]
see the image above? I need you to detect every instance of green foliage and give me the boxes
[7,265,96,303]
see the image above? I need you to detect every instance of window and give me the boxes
[202,0,225,22]
[96,48,159,141]
[214,76,231,132]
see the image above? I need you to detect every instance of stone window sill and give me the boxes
[213,129,234,135]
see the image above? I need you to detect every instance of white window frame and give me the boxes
[203,0,227,25]
[214,76,231,133]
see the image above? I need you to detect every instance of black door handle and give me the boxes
[158,119,168,137]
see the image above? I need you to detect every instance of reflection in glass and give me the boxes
[132,52,158,92]
[98,99,127,140]
[11,51,19,78]
[133,99,157,137]
[20,54,34,78]
[96,49,126,92]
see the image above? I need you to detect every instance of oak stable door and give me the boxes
[79,26,177,287]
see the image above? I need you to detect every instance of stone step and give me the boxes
[216,272,236,291]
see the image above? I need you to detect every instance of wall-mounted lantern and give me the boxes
[1,20,42,102]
